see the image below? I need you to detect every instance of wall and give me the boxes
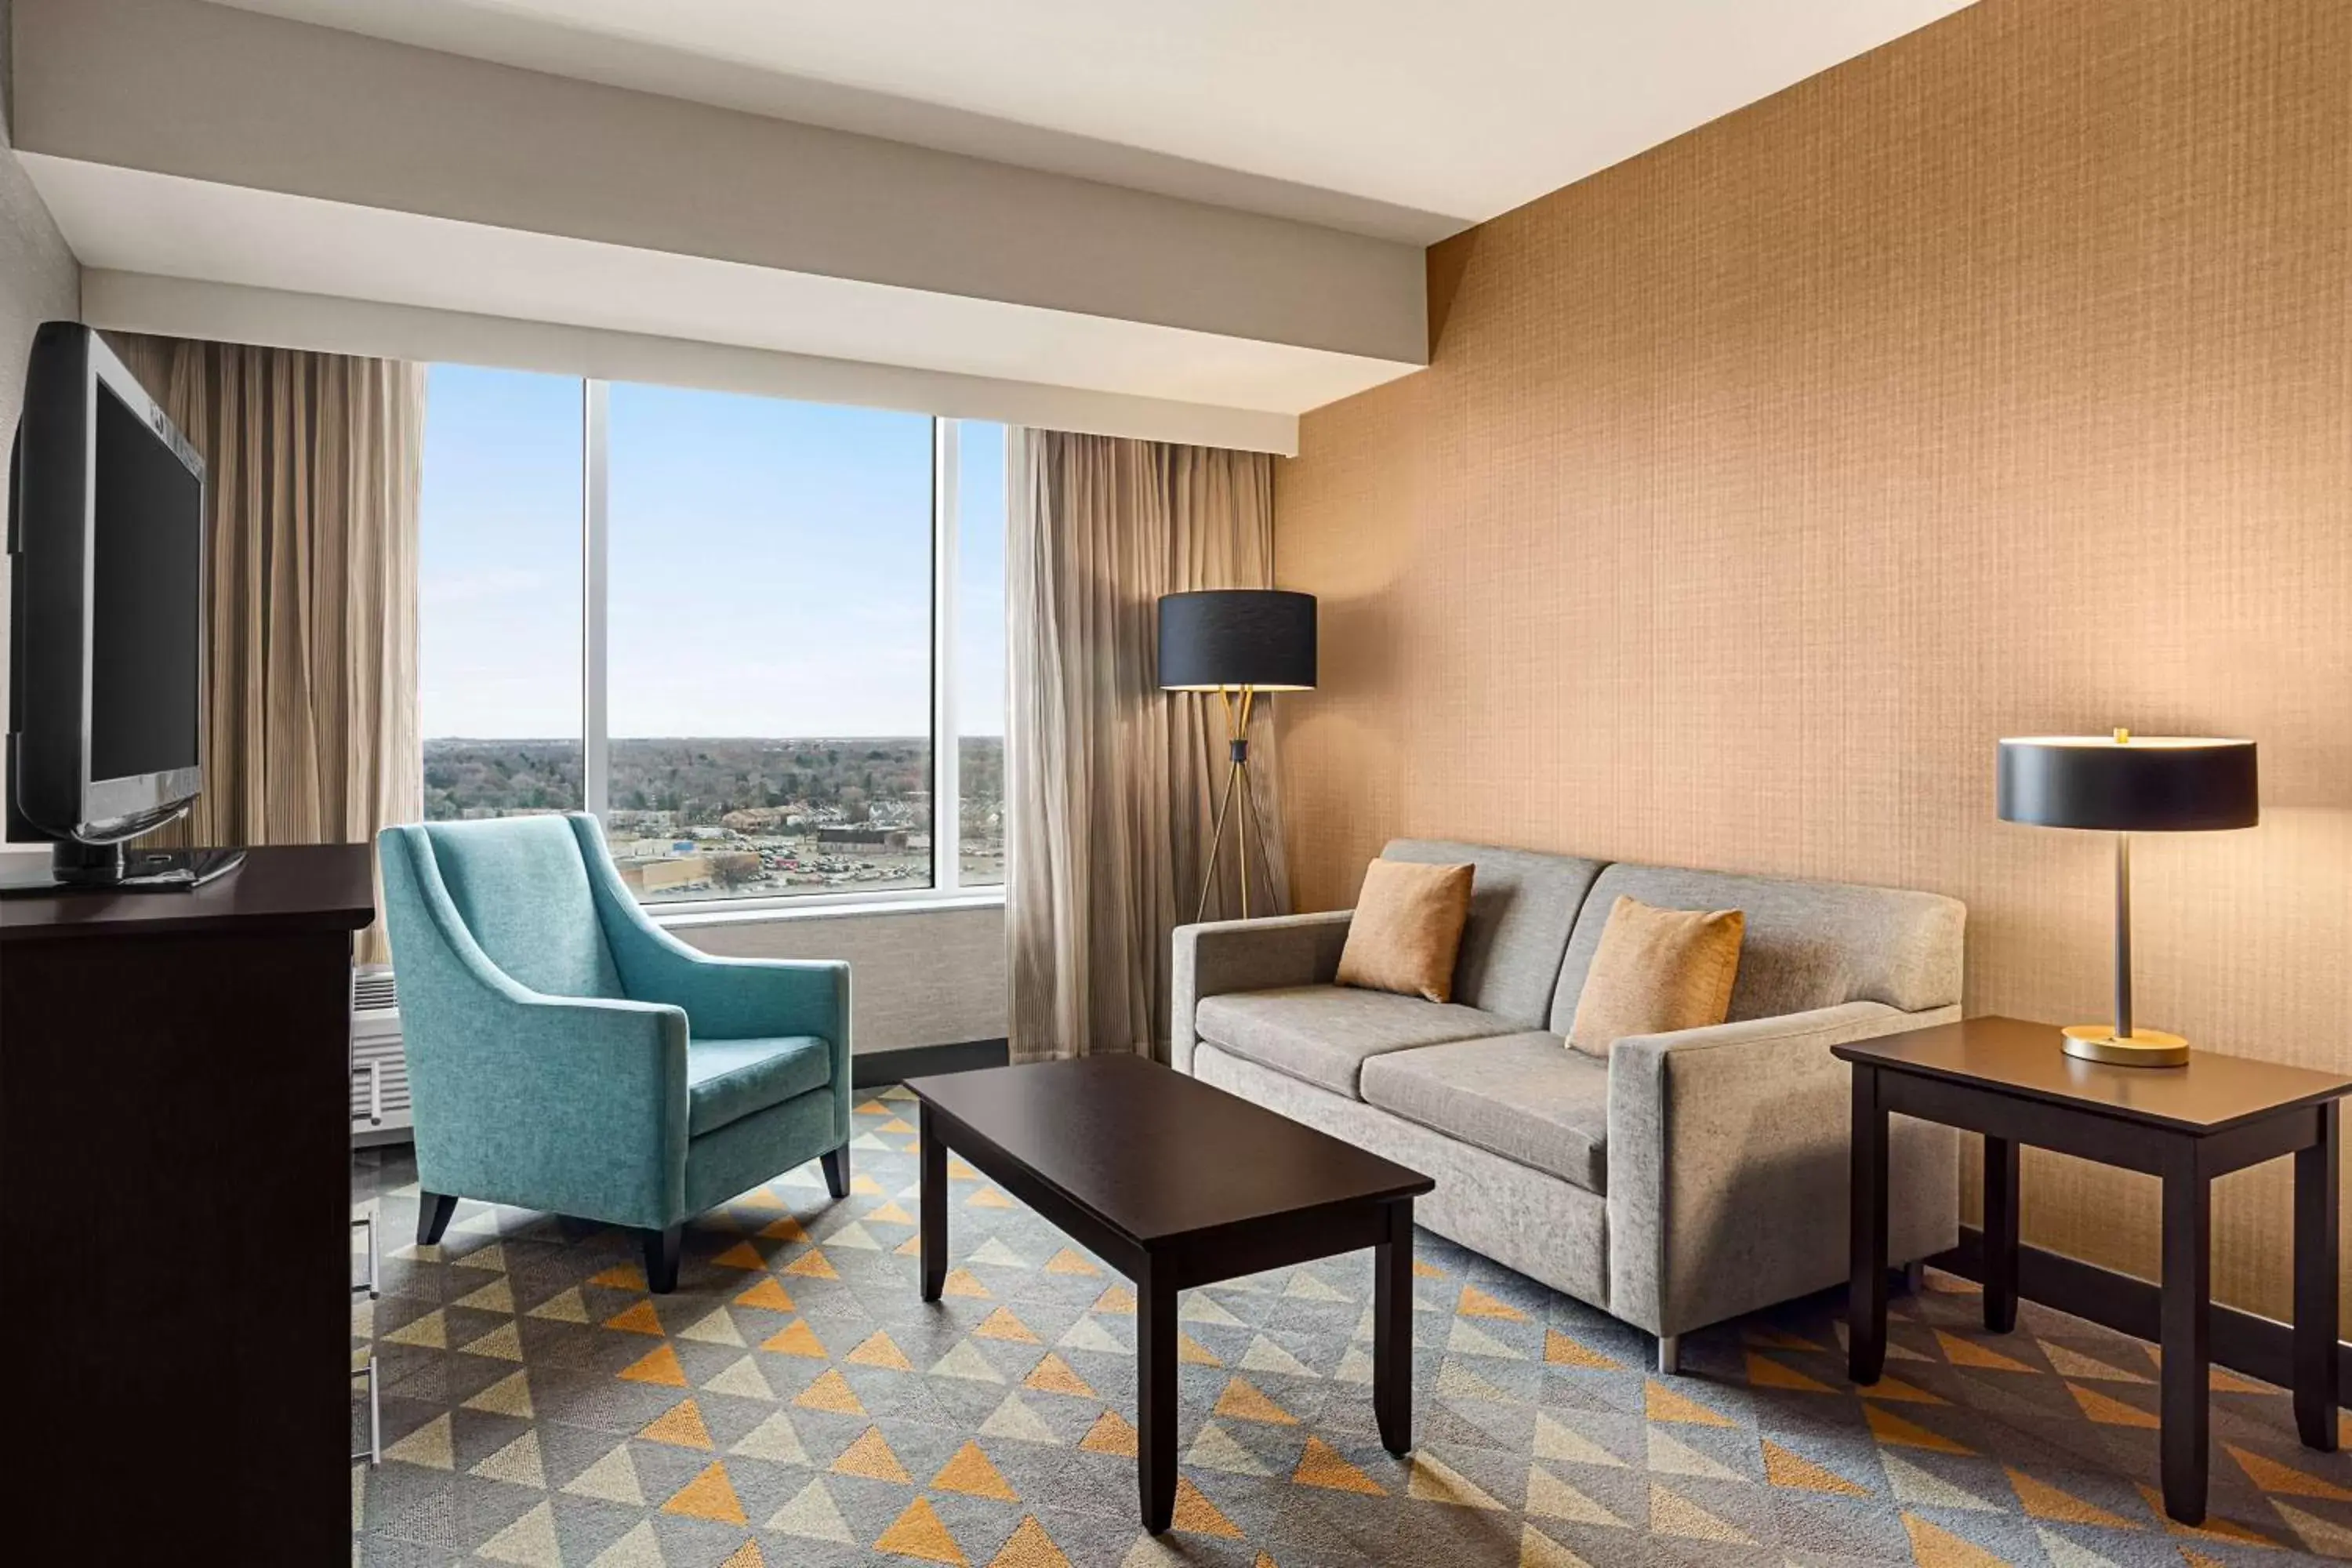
[0,0,82,829]
[681,905,1006,1058]
[1276,0,2352,1329]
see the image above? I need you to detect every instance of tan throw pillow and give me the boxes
[1566,895,1745,1058]
[1334,858,1475,1003]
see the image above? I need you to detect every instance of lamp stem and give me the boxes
[2114,831,2133,1041]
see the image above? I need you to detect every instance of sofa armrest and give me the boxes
[1606,1000,1961,1336]
[1170,910,1354,1073]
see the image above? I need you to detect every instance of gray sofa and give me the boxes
[1171,840,1962,1372]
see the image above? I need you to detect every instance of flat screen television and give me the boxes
[5,322,235,890]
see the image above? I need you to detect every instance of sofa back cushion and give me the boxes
[1381,839,1606,1027]
[1548,862,1963,1031]
[415,815,626,1001]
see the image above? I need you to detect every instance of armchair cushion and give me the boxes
[688,1035,833,1136]
[1361,1032,1610,1192]
[1192,985,1515,1098]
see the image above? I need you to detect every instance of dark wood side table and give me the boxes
[906,1055,1434,1533]
[1836,1016,2351,1525]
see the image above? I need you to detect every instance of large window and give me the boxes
[418,368,1007,909]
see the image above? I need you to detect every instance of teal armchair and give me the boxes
[378,812,851,1290]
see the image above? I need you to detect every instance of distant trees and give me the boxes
[421,735,993,823]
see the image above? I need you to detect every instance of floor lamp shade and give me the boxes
[1995,733,2258,1067]
[1156,590,1317,692]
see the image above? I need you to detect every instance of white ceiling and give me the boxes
[206,0,1975,241]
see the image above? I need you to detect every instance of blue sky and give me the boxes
[418,364,1005,740]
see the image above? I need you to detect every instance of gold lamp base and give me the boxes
[2060,1024,2189,1068]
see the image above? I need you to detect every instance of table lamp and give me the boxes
[1995,730,2258,1066]
[1157,590,1316,922]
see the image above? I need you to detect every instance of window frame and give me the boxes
[426,372,1003,920]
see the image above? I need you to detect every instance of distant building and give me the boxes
[621,855,710,895]
[815,826,909,853]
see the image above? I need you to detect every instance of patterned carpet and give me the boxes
[353,1085,2352,1566]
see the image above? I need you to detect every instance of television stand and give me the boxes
[0,841,246,895]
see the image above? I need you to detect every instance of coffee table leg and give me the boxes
[1374,1198,1414,1453]
[1138,1265,1177,1533]
[918,1104,947,1302]
[2296,1102,2339,1451]
[2160,1141,2212,1524]
[1848,1064,1888,1385]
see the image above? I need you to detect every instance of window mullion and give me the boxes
[933,419,961,893]
[583,379,610,819]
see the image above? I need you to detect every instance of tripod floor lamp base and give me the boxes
[1196,688,1275,924]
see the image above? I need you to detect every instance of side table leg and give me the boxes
[1138,1265,1178,1533]
[1374,1199,1414,1452]
[1984,1134,2020,1334]
[2160,1142,2212,1524]
[2296,1102,2340,1451]
[1849,1064,1888,1385]
[918,1105,947,1302]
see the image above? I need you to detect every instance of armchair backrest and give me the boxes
[388,816,626,1000]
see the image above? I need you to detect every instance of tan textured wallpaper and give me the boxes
[1275,0,2352,1328]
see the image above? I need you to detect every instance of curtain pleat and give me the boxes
[1005,430,1283,1063]
[111,334,425,961]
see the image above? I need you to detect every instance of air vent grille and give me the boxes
[353,965,399,1013]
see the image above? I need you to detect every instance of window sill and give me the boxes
[651,887,1006,930]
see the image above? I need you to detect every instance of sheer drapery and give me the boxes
[112,335,425,961]
[1005,430,1286,1062]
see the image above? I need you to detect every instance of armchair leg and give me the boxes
[820,1144,851,1201]
[642,1225,683,1294]
[1657,1334,1680,1376]
[417,1192,459,1247]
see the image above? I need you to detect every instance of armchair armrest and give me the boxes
[1170,910,1353,1073]
[379,824,692,1229]
[1606,1000,1962,1336]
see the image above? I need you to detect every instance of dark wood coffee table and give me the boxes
[1838,1016,2351,1525]
[904,1054,1435,1532]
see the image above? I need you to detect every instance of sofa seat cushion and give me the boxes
[1359,1033,1611,1193]
[1192,985,1516,1098]
[687,1035,832,1136]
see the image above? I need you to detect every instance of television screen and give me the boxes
[87,382,203,784]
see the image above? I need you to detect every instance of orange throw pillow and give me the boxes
[1334,859,1475,1003]
[1566,895,1745,1058]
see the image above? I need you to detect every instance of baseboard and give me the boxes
[1933,1224,2352,1406]
[851,1037,1009,1088]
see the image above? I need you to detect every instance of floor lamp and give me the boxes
[1158,590,1317,922]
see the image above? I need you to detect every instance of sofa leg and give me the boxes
[820,1144,851,1200]
[643,1225,683,1294]
[1904,1259,1927,1295]
[1657,1334,1679,1376]
[416,1192,459,1247]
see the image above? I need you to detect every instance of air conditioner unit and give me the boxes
[351,964,412,1147]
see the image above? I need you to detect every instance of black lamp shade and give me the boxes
[1996,736,2258,832]
[1157,590,1317,691]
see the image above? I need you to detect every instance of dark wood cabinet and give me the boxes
[0,844,374,1563]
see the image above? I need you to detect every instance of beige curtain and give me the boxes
[1006,430,1287,1063]
[111,335,425,961]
